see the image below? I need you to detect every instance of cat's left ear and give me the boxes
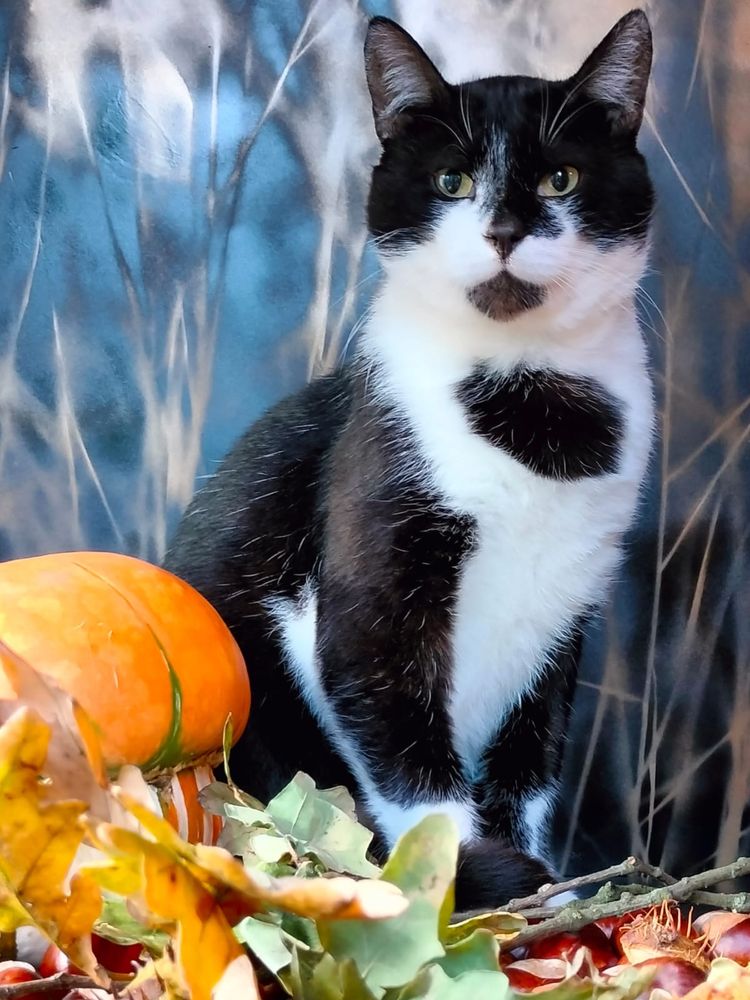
[365,17,448,142]
[572,9,652,135]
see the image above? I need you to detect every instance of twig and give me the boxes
[501,857,750,952]
[504,856,677,912]
[0,975,115,998]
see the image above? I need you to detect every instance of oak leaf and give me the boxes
[0,707,103,980]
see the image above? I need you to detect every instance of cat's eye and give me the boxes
[537,166,580,198]
[434,170,474,199]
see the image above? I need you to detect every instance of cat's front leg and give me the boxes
[316,631,478,849]
[318,636,554,909]
[464,638,581,910]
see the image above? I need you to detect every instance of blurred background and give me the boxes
[1,0,748,880]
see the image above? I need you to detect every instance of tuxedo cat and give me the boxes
[165,10,655,909]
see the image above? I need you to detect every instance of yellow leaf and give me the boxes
[0,641,111,817]
[0,707,103,980]
[84,787,404,998]
[114,790,407,921]
[140,843,251,1000]
[85,824,257,1000]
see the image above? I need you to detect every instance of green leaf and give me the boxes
[223,803,271,826]
[437,929,499,977]
[95,895,169,952]
[389,965,510,1000]
[198,780,266,817]
[250,831,296,864]
[318,814,459,992]
[234,914,294,975]
[281,912,322,951]
[318,785,358,819]
[266,772,380,878]
[289,949,379,1000]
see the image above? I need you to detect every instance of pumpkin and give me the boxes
[149,764,224,846]
[0,552,250,775]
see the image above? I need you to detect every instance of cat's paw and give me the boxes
[454,838,552,913]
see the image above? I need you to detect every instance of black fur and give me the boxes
[365,13,653,319]
[456,365,624,481]
[166,11,654,909]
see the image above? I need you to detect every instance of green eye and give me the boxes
[434,170,474,199]
[537,165,580,198]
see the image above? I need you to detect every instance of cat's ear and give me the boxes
[573,9,652,135]
[364,17,448,142]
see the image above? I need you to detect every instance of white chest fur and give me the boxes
[364,288,654,778]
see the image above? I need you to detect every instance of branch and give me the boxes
[500,857,750,953]
[504,856,677,912]
[0,976,115,999]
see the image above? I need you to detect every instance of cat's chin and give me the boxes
[467,271,545,322]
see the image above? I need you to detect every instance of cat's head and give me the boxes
[364,11,654,330]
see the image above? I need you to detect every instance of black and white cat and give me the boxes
[165,10,655,909]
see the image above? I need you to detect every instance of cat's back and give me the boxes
[164,369,354,612]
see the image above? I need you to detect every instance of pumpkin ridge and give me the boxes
[72,562,184,771]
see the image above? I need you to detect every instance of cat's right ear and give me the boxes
[364,18,447,142]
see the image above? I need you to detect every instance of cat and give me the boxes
[165,9,655,910]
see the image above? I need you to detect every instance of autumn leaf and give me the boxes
[0,641,110,817]
[682,958,750,999]
[82,787,405,998]
[0,707,103,980]
[96,790,406,922]
[445,908,526,945]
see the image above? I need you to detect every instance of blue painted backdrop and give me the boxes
[1,0,749,880]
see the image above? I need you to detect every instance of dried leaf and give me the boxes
[445,909,526,945]
[505,956,568,980]
[0,642,110,817]
[84,789,404,997]
[102,791,405,922]
[249,832,296,865]
[0,707,103,980]
[85,829,249,1000]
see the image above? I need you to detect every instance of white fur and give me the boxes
[522,790,555,862]
[273,191,653,858]
[269,588,480,845]
[364,796,478,846]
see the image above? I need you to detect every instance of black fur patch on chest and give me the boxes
[456,365,624,481]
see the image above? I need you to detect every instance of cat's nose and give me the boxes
[485,215,524,259]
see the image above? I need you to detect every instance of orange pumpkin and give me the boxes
[151,765,224,845]
[0,552,250,774]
